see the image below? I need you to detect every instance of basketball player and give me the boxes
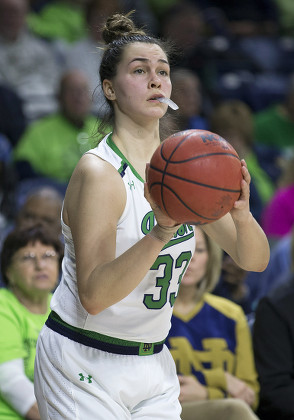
[34,12,270,419]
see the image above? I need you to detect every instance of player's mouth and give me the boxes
[147,95,179,110]
[148,94,164,101]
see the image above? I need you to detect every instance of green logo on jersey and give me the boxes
[128,180,135,190]
[79,373,92,383]
[141,211,194,249]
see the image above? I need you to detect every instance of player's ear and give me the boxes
[103,79,116,101]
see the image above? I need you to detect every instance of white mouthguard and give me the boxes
[157,97,179,110]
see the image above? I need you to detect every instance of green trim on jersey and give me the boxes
[106,134,145,182]
[48,311,165,347]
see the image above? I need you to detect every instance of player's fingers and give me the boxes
[241,159,251,185]
[144,182,153,204]
[145,163,150,182]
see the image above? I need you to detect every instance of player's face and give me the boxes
[106,42,172,123]
[181,227,208,288]
[6,241,59,298]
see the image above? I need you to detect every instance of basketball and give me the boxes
[147,129,242,225]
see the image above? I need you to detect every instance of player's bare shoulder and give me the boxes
[74,152,119,181]
[63,153,126,226]
[68,152,124,193]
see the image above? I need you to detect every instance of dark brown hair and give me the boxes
[1,224,64,286]
[97,12,177,140]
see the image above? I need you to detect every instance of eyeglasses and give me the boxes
[15,250,59,266]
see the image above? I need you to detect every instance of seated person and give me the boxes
[209,99,275,224]
[253,270,294,420]
[0,84,27,147]
[15,185,64,238]
[0,135,18,244]
[0,186,64,287]
[13,70,105,184]
[213,227,294,316]
[61,0,121,117]
[254,73,294,156]
[0,0,60,121]
[167,226,259,419]
[261,156,294,246]
[0,224,63,419]
[27,0,88,43]
[169,67,209,132]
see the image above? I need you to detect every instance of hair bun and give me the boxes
[102,12,146,44]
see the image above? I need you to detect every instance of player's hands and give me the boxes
[145,164,179,228]
[225,372,255,407]
[178,375,208,403]
[230,160,251,223]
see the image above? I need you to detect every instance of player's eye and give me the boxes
[134,68,145,74]
[159,70,169,76]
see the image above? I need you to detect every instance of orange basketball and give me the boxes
[147,129,242,225]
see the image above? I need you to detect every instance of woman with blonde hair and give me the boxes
[167,226,260,420]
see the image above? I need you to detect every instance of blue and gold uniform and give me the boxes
[167,293,259,410]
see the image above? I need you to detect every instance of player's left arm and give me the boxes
[202,160,270,272]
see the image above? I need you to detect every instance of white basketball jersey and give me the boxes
[51,134,195,342]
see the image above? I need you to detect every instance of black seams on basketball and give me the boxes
[147,129,242,225]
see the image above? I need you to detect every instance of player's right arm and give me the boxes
[63,154,177,315]
[202,160,269,272]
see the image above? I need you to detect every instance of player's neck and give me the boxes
[112,122,160,179]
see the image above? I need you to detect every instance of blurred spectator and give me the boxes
[28,0,157,45]
[254,73,294,157]
[0,0,60,121]
[61,0,121,117]
[253,267,294,419]
[147,0,178,22]
[261,155,294,244]
[0,185,64,287]
[121,0,158,35]
[167,227,259,416]
[0,84,27,147]
[14,70,104,183]
[28,0,51,12]
[181,399,260,420]
[15,186,63,237]
[159,2,258,99]
[273,0,294,36]
[169,67,209,132]
[192,0,279,37]
[27,0,89,44]
[0,224,63,419]
[213,255,252,314]
[209,99,275,224]
[213,228,294,316]
[0,135,18,245]
[159,1,216,91]
[250,228,294,310]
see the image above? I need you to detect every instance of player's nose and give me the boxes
[148,73,161,89]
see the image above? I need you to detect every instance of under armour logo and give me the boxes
[79,373,92,383]
[128,180,135,190]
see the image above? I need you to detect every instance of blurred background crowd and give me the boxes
[1,0,294,419]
